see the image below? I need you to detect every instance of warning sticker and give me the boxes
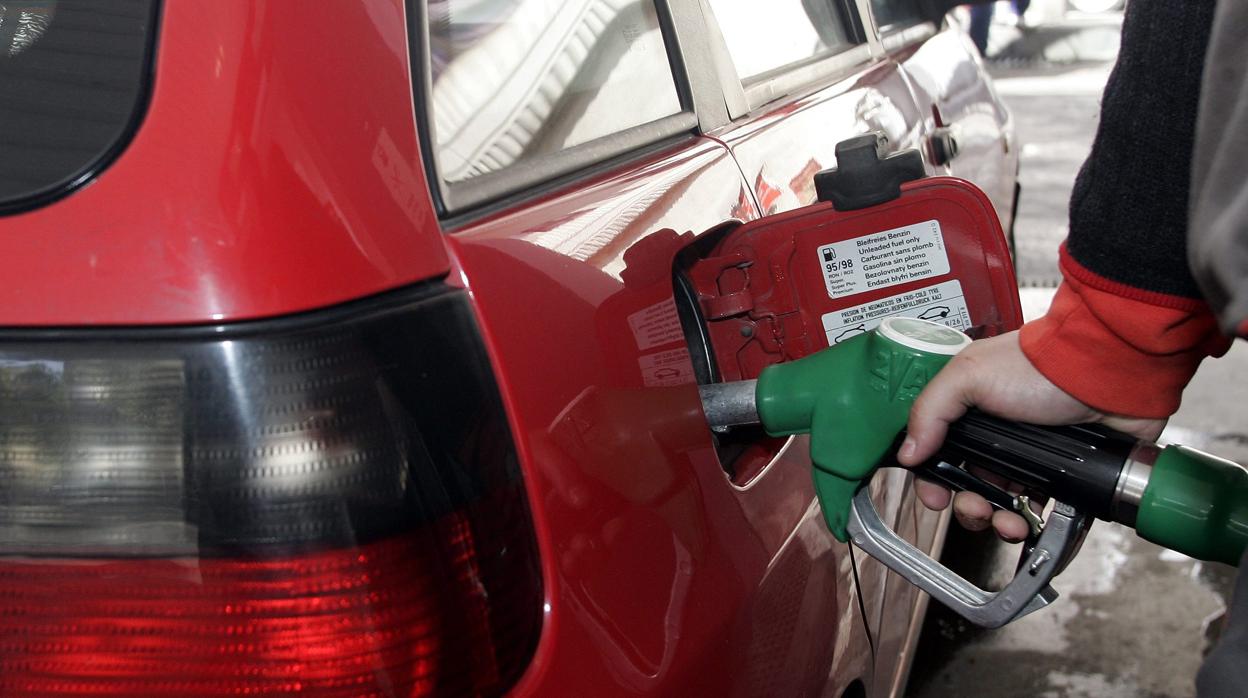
[816,219,950,299]
[628,298,684,351]
[638,348,695,387]
[820,280,972,346]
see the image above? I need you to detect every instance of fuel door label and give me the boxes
[817,219,950,299]
[821,280,972,345]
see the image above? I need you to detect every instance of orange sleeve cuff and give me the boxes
[1019,256,1232,419]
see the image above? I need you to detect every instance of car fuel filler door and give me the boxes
[674,133,1023,480]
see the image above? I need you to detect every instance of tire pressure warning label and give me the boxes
[816,219,949,299]
[820,280,971,346]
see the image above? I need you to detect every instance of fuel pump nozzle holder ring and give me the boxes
[846,486,1089,629]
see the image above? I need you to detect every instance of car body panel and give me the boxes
[0,1,1017,695]
[710,53,944,694]
[449,138,874,696]
[714,62,930,217]
[894,27,1019,228]
[0,0,450,326]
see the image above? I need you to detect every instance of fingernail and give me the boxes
[899,437,917,460]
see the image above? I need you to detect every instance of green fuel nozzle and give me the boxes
[756,317,971,540]
[1132,446,1248,565]
[702,317,971,541]
[697,317,1247,627]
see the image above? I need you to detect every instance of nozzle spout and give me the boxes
[697,380,759,431]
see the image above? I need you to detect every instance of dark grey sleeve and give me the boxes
[1066,0,1213,300]
[1188,0,1248,337]
[1191,4,1248,688]
[1197,550,1248,696]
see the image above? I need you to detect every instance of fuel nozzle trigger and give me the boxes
[846,482,1088,628]
[844,415,1110,629]
[911,456,1045,539]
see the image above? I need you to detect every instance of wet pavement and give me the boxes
[905,14,1248,698]
[906,469,1239,697]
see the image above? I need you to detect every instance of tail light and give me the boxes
[0,286,543,696]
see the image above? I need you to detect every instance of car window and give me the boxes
[0,0,157,214]
[427,0,683,185]
[706,0,854,82]
[869,0,925,31]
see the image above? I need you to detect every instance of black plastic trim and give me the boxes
[0,0,163,217]
[814,133,926,211]
[661,0,734,131]
[438,130,698,232]
[0,279,451,342]
[837,0,870,43]
[439,113,698,215]
[406,0,449,218]
[654,0,698,115]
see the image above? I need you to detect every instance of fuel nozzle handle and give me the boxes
[926,411,1248,567]
[928,411,1137,522]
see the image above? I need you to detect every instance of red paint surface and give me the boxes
[450,140,876,696]
[690,178,1023,383]
[0,0,448,325]
[0,1,1023,694]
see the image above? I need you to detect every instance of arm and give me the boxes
[899,0,1230,538]
[1188,0,1248,338]
[1019,246,1230,419]
[901,282,1227,539]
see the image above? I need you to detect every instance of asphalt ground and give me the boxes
[905,16,1248,698]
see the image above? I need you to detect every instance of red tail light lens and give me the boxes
[0,287,542,696]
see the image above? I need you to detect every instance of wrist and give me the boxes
[1020,281,1229,419]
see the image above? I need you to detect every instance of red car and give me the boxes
[0,0,1018,695]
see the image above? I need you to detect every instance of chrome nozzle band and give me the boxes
[1110,441,1159,527]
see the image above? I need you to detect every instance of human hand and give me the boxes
[896,330,1166,540]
